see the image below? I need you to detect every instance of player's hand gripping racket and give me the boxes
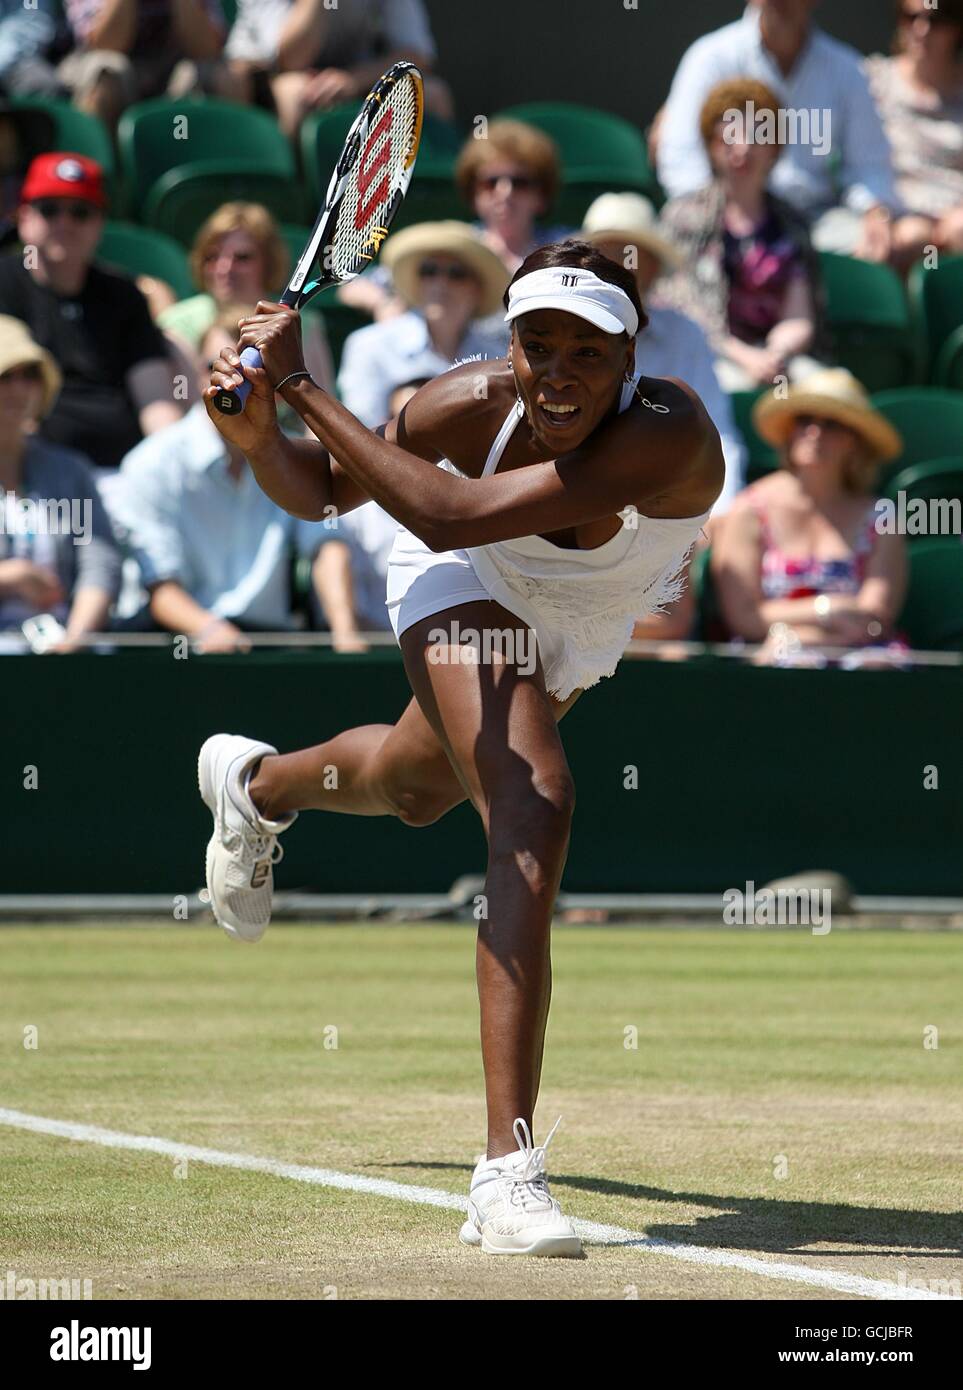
[212,61,424,415]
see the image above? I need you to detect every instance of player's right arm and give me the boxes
[205,347,364,521]
[205,354,486,523]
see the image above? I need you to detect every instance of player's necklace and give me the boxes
[633,379,671,414]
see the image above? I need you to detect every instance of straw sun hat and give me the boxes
[383,221,510,317]
[0,314,62,417]
[581,191,684,271]
[752,368,903,463]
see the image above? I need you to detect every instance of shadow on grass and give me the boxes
[372,1161,963,1255]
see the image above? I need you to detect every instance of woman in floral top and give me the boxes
[657,78,828,392]
[865,0,963,268]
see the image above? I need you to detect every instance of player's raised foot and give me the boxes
[197,734,297,944]
[459,1117,583,1257]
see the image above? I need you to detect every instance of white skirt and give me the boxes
[385,528,492,639]
[384,524,627,700]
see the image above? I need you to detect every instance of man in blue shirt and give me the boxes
[110,320,330,651]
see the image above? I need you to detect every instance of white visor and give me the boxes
[504,266,639,337]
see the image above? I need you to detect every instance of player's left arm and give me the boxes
[280,372,721,550]
[231,306,722,547]
[420,390,722,550]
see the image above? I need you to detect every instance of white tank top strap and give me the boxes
[481,377,639,479]
[482,398,526,477]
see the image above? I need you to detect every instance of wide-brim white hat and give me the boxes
[581,192,683,271]
[383,221,510,317]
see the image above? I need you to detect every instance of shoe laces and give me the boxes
[221,787,284,869]
[237,826,284,869]
[501,1116,562,1212]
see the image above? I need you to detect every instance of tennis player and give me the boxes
[199,240,724,1257]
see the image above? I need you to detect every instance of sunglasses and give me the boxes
[0,364,42,384]
[899,5,957,23]
[476,173,538,193]
[417,260,474,282]
[31,199,98,222]
[794,414,849,432]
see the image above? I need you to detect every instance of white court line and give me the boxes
[0,1106,955,1301]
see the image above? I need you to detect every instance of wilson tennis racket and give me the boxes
[213,61,424,415]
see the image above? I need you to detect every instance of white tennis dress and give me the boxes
[385,375,711,700]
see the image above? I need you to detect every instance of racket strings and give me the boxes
[332,75,420,279]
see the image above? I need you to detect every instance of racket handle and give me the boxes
[211,346,263,416]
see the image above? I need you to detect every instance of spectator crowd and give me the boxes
[1,0,962,666]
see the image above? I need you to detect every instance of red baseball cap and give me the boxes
[20,153,107,210]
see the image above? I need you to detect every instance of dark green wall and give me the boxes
[3,652,959,897]
[423,1,894,131]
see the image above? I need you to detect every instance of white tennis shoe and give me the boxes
[197,734,296,943]
[459,1117,583,1257]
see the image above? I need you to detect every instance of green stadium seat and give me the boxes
[494,101,658,224]
[117,98,296,222]
[143,162,305,246]
[883,457,963,505]
[691,544,728,642]
[97,220,194,300]
[727,388,780,482]
[907,254,963,385]
[299,106,464,231]
[10,96,114,171]
[9,97,117,205]
[928,324,963,390]
[897,538,963,650]
[871,388,963,491]
[818,252,917,393]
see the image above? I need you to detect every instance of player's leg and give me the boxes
[198,662,575,943]
[398,601,583,1255]
[198,698,467,943]
[248,695,467,826]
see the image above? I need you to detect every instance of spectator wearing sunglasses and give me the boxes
[711,369,908,666]
[336,221,509,429]
[0,153,184,471]
[337,119,563,324]
[456,119,571,274]
[0,314,120,649]
[865,0,963,267]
